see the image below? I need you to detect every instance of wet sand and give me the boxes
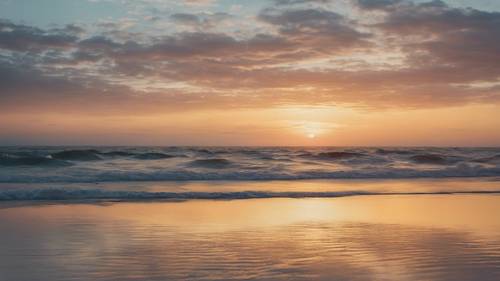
[1,194,500,281]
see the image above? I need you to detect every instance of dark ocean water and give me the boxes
[1,147,500,201]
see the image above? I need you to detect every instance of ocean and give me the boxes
[1,147,500,281]
[0,146,500,200]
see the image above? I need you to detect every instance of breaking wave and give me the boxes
[316,151,366,159]
[1,147,500,183]
[409,154,448,164]
[2,188,500,201]
[1,163,499,183]
[133,153,176,160]
[187,158,233,169]
[50,149,102,161]
[49,149,181,161]
[0,154,71,167]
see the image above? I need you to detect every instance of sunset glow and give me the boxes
[0,0,499,146]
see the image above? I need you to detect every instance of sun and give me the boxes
[288,118,338,140]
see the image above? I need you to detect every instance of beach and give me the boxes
[1,193,500,281]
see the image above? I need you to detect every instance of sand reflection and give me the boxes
[1,196,500,281]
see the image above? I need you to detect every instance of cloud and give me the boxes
[170,12,232,29]
[258,8,371,52]
[0,0,499,115]
[355,0,402,10]
[273,0,332,5]
[363,0,500,80]
[0,20,78,52]
[182,0,216,6]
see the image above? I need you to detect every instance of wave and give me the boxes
[1,147,500,183]
[409,154,448,164]
[192,148,219,155]
[100,151,136,157]
[375,148,414,155]
[474,154,500,164]
[187,158,233,169]
[316,151,366,159]
[50,149,180,161]
[1,188,499,201]
[1,163,499,183]
[0,154,70,167]
[50,149,102,161]
[133,153,176,160]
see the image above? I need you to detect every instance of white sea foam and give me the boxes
[1,188,500,201]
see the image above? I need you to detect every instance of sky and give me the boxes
[0,0,499,146]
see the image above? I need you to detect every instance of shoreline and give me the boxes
[1,190,500,206]
[1,177,500,204]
